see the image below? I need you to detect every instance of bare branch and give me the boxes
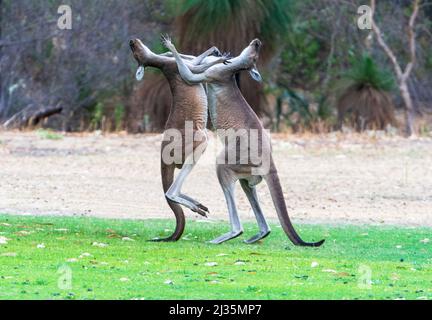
[404,0,420,79]
[371,0,421,136]
[370,0,403,78]
[3,104,62,129]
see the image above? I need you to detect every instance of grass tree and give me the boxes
[176,0,292,117]
[175,0,291,62]
[337,54,396,131]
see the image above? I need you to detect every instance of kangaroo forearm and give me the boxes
[189,59,221,74]
[160,52,195,60]
[191,46,217,66]
[169,44,207,84]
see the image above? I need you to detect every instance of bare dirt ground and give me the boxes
[0,130,431,227]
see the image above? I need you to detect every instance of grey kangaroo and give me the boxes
[129,38,229,241]
[162,36,324,246]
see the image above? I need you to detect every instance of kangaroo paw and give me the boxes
[209,230,243,244]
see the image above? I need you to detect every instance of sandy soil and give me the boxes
[0,130,431,227]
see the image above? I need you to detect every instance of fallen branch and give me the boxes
[3,104,63,129]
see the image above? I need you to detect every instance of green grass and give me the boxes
[36,129,64,140]
[0,214,431,300]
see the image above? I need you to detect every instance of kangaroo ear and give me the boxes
[136,65,145,81]
[249,66,262,82]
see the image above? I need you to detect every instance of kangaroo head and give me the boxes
[130,39,154,80]
[129,39,150,65]
[238,38,262,82]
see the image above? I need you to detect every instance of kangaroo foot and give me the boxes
[209,230,243,244]
[166,194,208,217]
[194,202,209,212]
[190,205,208,218]
[244,230,271,244]
[179,194,209,214]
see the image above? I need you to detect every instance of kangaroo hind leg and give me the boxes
[210,165,243,244]
[165,156,208,217]
[240,178,271,244]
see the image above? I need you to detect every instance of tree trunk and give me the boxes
[399,81,415,136]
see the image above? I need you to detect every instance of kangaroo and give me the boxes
[162,36,324,246]
[129,39,229,241]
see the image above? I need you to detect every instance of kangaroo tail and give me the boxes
[264,164,324,247]
[154,159,185,242]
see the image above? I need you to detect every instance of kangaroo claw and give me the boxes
[191,206,208,218]
[160,34,173,49]
[196,203,209,212]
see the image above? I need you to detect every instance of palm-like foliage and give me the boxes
[344,54,394,91]
[176,0,292,119]
[176,0,291,60]
[337,54,396,131]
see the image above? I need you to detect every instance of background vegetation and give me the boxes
[0,0,431,134]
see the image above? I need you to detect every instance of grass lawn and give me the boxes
[0,214,431,300]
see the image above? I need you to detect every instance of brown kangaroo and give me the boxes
[162,36,324,246]
[129,39,228,241]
